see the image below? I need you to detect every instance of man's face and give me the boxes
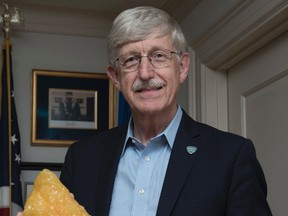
[107,34,190,116]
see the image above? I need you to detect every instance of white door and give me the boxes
[228,31,288,215]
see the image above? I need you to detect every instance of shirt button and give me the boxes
[144,156,150,162]
[139,189,145,195]
[132,139,136,143]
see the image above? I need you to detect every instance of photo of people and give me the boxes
[49,89,97,129]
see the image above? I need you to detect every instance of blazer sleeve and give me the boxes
[226,139,272,215]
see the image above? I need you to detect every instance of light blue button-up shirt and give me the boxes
[109,107,183,216]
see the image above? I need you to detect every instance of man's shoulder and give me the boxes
[180,111,249,147]
[70,125,128,151]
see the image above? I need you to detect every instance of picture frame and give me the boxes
[31,69,115,146]
[21,162,63,201]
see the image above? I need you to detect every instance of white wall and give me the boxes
[2,31,189,164]
[1,32,108,163]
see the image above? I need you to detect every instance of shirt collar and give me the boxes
[121,106,183,156]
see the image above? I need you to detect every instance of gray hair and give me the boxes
[107,6,188,64]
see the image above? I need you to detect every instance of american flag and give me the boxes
[0,39,23,216]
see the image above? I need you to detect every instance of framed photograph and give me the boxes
[31,69,115,146]
[24,182,34,201]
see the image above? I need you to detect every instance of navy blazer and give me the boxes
[60,111,272,216]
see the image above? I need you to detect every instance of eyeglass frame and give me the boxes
[113,49,181,72]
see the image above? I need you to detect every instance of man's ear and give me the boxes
[179,52,190,84]
[107,65,121,90]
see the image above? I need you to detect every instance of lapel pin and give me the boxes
[186,146,197,155]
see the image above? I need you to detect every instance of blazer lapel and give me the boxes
[95,126,128,216]
[156,112,201,216]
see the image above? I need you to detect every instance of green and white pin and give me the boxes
[186,146,197,155]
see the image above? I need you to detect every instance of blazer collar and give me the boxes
[156,111,201,216]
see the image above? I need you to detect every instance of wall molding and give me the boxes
[188,50,228,130]
[9,1,200,38]
[182,0,288,71]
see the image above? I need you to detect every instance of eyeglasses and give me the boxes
[114,49,180,72]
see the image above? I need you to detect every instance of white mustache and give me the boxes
[132,79,165,91]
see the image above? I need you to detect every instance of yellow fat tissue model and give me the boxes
[23,169,90,216]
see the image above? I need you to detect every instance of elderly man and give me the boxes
[19,6,272,216]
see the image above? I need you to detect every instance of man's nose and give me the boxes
[138,56,155,80]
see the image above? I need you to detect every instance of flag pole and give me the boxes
[1,5,13,216]
[2,6,13,216]
[5,36,12,216]
[0,3,24,216]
